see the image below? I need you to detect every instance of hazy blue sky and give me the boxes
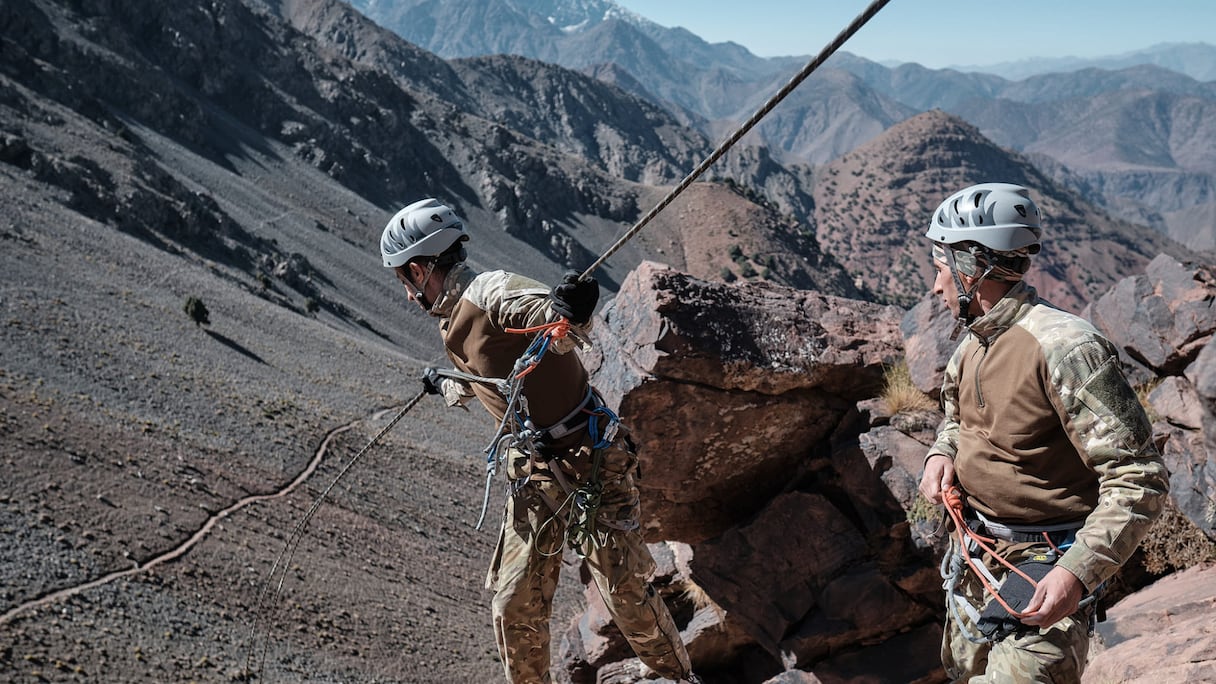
[612,0,1215,68]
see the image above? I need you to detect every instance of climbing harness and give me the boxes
[581,0,893,280]
[245,390,426,681]
[938,485,1094,643]
[431,316,633,557]
[540,401,631,558]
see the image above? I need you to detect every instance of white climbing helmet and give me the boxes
[925,183,1042,253]
[380,198,469,268]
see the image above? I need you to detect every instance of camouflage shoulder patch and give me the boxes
[1077,357,1154,451]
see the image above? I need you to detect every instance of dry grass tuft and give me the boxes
[882,360,936,415]
[681,579,725,623]
[1134,377,1164,424]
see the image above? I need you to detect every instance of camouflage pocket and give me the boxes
[1075,358,1153,452]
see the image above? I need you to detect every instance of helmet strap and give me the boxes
[943,246,995,341]
[410,259,439,311]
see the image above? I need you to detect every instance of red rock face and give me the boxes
[1083,565,1216,683]
[573,262,946,681]
[585,261,906,543]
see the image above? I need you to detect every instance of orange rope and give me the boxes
[504,318,572,379]
[942,486,1041,620]
[505,318,571,337]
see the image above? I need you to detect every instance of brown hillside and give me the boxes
[632,181,862,297]
[811,110,1190,311]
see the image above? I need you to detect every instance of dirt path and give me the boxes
[0,402,415,626]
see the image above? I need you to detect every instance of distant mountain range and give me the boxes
[3,0,1199,312]
[348,0,1216,252]
[949,42,1216,82]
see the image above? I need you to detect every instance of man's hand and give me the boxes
[1020,566,1084,628]
[919,454,955,504]
[549,270,599,325]
[421,367,442,395]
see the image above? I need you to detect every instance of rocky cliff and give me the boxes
[565,257,1216,682]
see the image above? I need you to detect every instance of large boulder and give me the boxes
[1147,343,1216,541]
[900,295,958,399]
[1083,564,1216,683]
[573,263,943,682]
[585,261,906,543]
[1088,254,1216,376]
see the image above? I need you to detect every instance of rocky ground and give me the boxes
[0,142,589,682]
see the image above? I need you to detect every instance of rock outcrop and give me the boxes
[574,262,945,682]
[1082,564,1216,683]
[1088,255,1216,543]
[568,255,1216,682]
[1088,254,1216,379]
[585,261,906,543]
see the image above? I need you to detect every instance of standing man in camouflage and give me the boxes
[380,198,699,684]
[916,183,1169,681]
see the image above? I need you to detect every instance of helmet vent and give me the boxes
[430,213,443,222]
[1015,205,1027,217]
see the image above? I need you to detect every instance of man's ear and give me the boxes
[405,262,424,283]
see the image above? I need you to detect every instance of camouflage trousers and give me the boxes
[485,439,692,684]
[942,537,1092,683]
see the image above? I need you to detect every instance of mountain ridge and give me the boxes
[353,0,1216,250]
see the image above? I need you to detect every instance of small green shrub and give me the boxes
[183,297,210,327]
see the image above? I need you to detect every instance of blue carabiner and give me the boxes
[587,405,620,449]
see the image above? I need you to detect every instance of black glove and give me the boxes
[549,270,599,324]
[420,367,442,395]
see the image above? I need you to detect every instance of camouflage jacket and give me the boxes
[927,281,1169,591]
[431,263,593,449]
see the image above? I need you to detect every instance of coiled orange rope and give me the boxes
[942,485,1042,619]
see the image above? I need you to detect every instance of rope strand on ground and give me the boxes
[246,391,425,681]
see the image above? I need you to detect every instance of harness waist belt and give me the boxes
[971,510,1084,544]
[538,387,603,442]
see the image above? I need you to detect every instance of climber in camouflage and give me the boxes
[916,183,1169,682]
[379,199,697,684]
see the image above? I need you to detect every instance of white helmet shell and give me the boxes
[925,183,1042,253]
[380,198,468,268]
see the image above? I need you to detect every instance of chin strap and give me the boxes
[413,259,439,310]
[943,246,996,341]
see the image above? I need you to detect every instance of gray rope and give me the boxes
[581,0,894,280]
[246,391,425,681]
